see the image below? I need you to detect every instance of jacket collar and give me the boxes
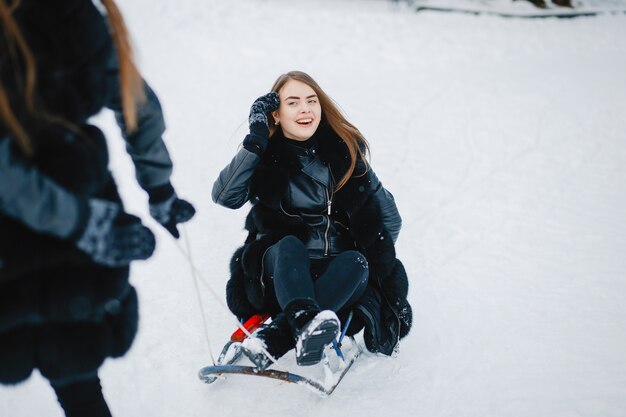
[266,123,351,178]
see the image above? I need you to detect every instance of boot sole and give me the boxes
[296,319,339,366]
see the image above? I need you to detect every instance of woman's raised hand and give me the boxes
[244,92,280,154]
[248,92,280,137]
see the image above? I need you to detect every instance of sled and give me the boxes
[198,312,362,396]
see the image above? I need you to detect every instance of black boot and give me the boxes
[240,313,294,370]
[52,376,112,417]
[284,299,340,366]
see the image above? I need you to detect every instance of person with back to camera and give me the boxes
[212,71,412,370]
[0,0,194,416]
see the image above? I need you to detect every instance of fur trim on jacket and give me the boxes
[0,124,136,388]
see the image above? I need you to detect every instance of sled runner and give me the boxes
[198,350,361,396]
[198,312,362,396]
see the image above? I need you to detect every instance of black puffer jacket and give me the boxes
[0,0,161,386]
[213,124,412,354]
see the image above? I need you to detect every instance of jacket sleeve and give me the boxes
[105,53,173,191]
[0,138,85,239]
[212,147,260,209]
[367,169,402,244]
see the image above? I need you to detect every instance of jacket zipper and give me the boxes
[324,169,337,256]
[323,184,334,256]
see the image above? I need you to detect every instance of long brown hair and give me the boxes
[268,71,369,192]
[0,0,35,155]
[100,0,145,131]
[0,0,144,157]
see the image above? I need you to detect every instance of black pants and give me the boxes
[263,236,369,313]
[52,375,112,417]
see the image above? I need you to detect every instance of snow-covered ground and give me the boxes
[3,0,626,416]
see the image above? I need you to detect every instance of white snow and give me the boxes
[2,0,626,416]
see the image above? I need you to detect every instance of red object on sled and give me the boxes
[230,314,271,342]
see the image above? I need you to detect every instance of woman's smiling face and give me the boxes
[273,79,322,141]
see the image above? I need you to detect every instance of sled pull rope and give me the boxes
[181,224,216,365]
[173,226,280,369]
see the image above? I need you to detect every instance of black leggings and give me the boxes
[263,236,369,312]
[52,375,112,417]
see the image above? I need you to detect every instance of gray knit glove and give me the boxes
[243,92,280,154]
[75,199,156,267]
[249,92,280,136]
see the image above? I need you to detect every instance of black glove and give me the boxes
[243,92,280,154]
[148,182,195,239]
[75,199,156,267]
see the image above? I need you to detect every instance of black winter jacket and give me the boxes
[213,125,412,354]
[0,0,170,386]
